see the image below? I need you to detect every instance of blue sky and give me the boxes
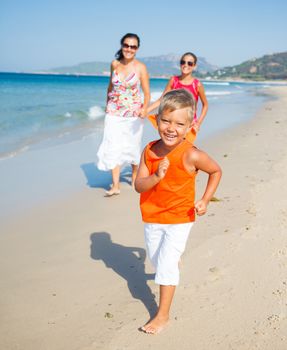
[0,0,286,72]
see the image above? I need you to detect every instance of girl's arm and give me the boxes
[195,82,208,129]
[146,77,174,114]
[186,148,221,215]
[138,63,150,118]
[135,152,169,193]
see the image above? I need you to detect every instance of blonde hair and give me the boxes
[158,89,195,122]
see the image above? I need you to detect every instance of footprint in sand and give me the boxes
[253,312,287,341]
[246,204,257,216]
[279,209,287,227]
[201,249,214,258]
[207,266,223,282]
[210,300,225,312]
[274,247,287,267]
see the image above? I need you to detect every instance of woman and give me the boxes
[97,33,150,196]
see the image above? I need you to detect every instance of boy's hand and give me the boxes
[138,107,147,119]
[194,199,208,216]
[191,120,200,133]
[156,157,170,179]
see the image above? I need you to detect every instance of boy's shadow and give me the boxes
[81,163,133,190]
[90,232,157,318]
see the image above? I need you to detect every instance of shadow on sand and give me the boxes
[81,163,133,190]
[90,232,157,318]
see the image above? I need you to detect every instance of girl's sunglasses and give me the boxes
[180,60,195,67]
[122,43,138,50]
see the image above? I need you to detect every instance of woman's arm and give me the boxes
[106,62,115,105]
[146,77,174,114]
[138,63,150,118]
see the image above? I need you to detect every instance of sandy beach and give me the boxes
[1,86,287,350]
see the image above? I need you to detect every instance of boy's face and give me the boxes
[157,107,192,148]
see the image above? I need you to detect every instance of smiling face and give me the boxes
[180,54,196,75]
[121,37,139,60]
[157,107,192,149]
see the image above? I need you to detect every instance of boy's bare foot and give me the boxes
[141,315,169,334]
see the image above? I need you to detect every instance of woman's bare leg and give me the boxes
[105,166,120,196]
[131,164,138,187]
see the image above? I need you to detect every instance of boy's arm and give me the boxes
[187,148,222,215]
[135,152,169,193]
[146,78,173,114]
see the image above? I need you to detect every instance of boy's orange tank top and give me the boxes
[140,139,197,224]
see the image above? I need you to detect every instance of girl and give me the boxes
[97,33,150,196]
[147,52,208,141]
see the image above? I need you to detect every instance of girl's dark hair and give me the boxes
[180,52,197,64]
[115,33,140,61]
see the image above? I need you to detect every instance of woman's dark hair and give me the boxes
[115,33,140,61]
[180,52,197,64]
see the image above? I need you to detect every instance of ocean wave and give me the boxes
[206,91,232,96]
[0,145,30,161]
[88,105,105,120]
[203,81,230,86]
[150,91,162,102]
[151,89,234,99]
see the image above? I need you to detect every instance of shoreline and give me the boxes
[1,71,287,84]
[1,86,287,349]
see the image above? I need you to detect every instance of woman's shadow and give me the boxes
[90,232,157,318]
[81,163,133,190]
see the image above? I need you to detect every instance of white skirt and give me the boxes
[97,113,144,171]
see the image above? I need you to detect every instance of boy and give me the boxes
[135,89,222,334]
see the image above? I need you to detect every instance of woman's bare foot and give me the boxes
[141,315,169,334]
[105,185,120,197]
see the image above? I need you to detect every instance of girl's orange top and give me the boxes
[140,139,197,224]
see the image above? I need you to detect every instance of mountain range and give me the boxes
[46,52,287,80]
[46,54,218,77]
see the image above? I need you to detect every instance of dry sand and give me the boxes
[1,86,287,350]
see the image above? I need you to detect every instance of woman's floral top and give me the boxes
[106,70,142,117]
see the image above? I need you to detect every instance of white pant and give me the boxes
[144,222,194,285]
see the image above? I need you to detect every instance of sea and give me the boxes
[0,72,277,160]
[0,72,282,218]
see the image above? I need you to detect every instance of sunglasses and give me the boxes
[122,43,138,50]
[180,60,195,67]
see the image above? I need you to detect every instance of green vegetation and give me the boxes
[208,52,287,80]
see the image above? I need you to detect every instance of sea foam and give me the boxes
[88,105,105,120]
[206,91,232,96]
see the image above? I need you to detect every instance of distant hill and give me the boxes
[46,54,218,77]
[140,54,218,77]
[209,52,287,80]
